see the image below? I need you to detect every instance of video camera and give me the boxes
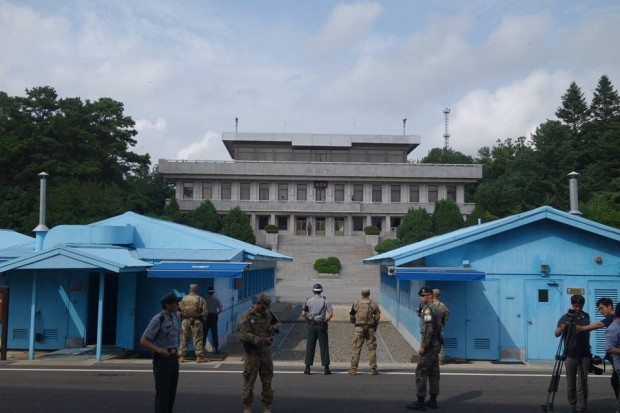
[589,355,604,375]
[565,308,577,321]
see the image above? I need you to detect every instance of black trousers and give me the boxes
[153,354,179,413]
[305,323,330,367]
[203,314,219,351]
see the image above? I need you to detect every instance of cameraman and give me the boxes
[605,302,620,413]
[554,294,591,413]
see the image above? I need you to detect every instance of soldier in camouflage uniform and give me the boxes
[348,288,381,376]
[432,289,450,365]
[407,286,443,411]
[240,293,281,413]
[178,284,208,363]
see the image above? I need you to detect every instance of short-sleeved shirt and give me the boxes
[142,311,180,349]
[605,320,620,370]
[601,314,615,328]
[557,311,591,358]
[304,295,333,322]
[206,295,223,314]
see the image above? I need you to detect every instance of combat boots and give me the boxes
[347,368,357,375]
[196,356,207,363]
[243,404,251,413]
[262,403,271,413]
[426,395,438,409]
[178,356,185,363]
[406,397,426,410]
[370,368,378,376]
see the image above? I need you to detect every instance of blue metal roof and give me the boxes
[147,262,249,279]
[0,230,34,249]
[92,212,292,262]
[394,267,485,281]
[133,248,244,262]
[364,206,620,267]
[0,247,151,273]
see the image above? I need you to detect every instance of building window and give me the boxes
[538,289,549,303]
[257,215,269,230]
[372,184,382,203]
[202,182,212,200]
[390,217,401,231]
[334,183,345,202]
[240,182,251,200]
[316,188,326,202]
[334,217,345,235]
[390,185,401,203]
[409,185,419,203]
[371,216,382,230]
[297,184,307,201]
[278,183,288,201]
[259,183,270,201]
[277,215,288,230]
[447,185,457,202]
[428,185,438,203]
[183,182,193,200]
[221,182,231,200]
[353,217,364,231]
[353,184,363,202]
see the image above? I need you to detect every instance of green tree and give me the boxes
[374,238,402,254]
[555,81,590,135]
[580,193,620,228]
[590,75,620,123]
[161,197,182,223]
[185,200,222,232]
[419,147,474,164]
[432,199,465,235]
[464,205,498,226]
[397,207,434,245]
[221,206,256,244]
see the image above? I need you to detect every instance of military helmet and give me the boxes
[313,283,323,292]
[207,286,215,294]
[256,293,271,308]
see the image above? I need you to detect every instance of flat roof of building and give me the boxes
[221,132,420,157]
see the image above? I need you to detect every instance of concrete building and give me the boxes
[364,206,620,361]
[158,132,483,240]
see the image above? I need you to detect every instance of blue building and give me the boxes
[0,212,291,360]
[364,206,620,361]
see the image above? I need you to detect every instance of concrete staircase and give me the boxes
[274,234,379,288]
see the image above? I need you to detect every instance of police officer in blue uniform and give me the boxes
[141,291,182,413]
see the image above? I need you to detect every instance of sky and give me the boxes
[1,0,619,164]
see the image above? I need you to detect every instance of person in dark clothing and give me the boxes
[203,286,224,353]
[140,291,182,413]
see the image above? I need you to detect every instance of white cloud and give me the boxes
[135,117,168,132]
[312,2,383,53]
[175,131,229,160]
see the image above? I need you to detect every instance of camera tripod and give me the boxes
[542,315,588,412]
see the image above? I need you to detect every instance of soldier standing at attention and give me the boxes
[348,288,381,376]
[140,291,181,413]
[432,289,450,365]
[407,286,443,411]
[240,293,280,413]
[204,286,224,354]
[178,284,208,363]
[302,283,333,375]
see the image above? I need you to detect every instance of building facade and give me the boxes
[364,206,620,361]
[159,133,482,238]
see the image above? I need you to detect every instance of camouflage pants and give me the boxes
[179,319,204,357]
[415,341,441,398]
[242,348,274,406]
[350,326,377,369]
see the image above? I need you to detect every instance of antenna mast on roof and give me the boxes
[443,108,451,149]
[235,117,238,133]
[403,118,407,135]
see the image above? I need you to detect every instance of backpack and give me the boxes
[350,299,374,325]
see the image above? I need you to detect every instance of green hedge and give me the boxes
[264,224,279,233]
[363,225,380,235]
[313,256,342,274]
[374,238,402,254]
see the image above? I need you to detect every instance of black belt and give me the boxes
[355,324,375,328]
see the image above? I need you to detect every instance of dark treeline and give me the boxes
[1,77,618,239]
[419,75,620,228]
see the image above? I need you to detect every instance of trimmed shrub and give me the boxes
[363,225,380,235]
[374,238,402,254]
[264,224,279,233]
[314,257,341,274]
